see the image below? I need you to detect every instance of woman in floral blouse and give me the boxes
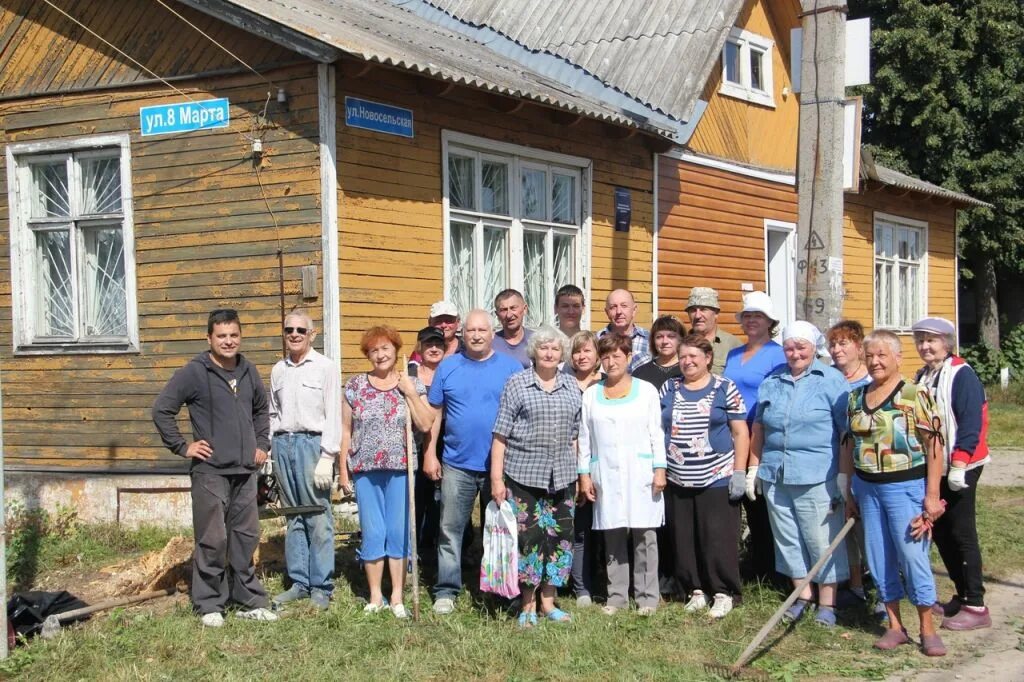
[341,325,434,618]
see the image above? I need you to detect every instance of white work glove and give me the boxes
[837,473,850,503]
[947,466,969,492]
[314,456,335,491]
[728,471,746,501]
[745,466,759,501]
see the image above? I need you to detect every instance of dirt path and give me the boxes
[987,449,1024,488]
[886,448,1024,681]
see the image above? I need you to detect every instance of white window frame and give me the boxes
[873,212,928,333]
[6,134,139,354]
[442,130,592,328]
[720,27,775,108]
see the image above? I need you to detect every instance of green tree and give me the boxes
[849,0,1024,348]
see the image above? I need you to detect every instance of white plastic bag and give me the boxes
[480,500,520,598]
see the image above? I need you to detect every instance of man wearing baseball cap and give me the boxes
[685,287,741,374]
[428,300,463,358]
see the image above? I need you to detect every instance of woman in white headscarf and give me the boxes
[748,321,851,627]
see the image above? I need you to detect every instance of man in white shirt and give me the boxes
[268,310,342,611]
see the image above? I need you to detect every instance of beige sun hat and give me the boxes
[686,287,720,311]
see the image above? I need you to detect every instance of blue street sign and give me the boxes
[139,98,230,136]
[345,97,414,138]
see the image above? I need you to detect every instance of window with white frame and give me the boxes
[720,28,775,108]
[444,134,587,328]
[874,215,926,330]
[7,136,138,351]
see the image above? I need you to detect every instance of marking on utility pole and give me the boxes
[807,231,825,250]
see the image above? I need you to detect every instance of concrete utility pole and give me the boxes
[797,1,847,331]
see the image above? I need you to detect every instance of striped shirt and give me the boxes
[659,375,747,488]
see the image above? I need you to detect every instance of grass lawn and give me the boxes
[3,488,1022,681]
[983,383,1024,447]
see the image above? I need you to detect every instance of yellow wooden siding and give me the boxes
[335,66,655,374]
[686,0,800,171]
[0,0,297,97]
[842,185,959,359]
[0,63,322,468]
[657,156,798,332]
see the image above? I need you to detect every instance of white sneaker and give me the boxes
[391,603,410,619]
[683,590,708,613]
[236,607,279,622]
[433,597,455,615]
[636,606,656,617]
[363,599,389,614]
[601,605,619,616]
[709,594,733,619]
[201,612,224,628]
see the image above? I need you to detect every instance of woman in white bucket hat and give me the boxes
[723,291,787,587]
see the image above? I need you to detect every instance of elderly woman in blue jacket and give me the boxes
[748,321,850,627]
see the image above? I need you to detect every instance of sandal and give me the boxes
[782,598,811,624]
[517,611,538,629]
[543,607,572,623]
[814,606,837,628]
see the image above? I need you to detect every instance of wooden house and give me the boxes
[0,0,988,522]
[654,0,988,361]
[0,0,692,522]
[428,0,988,359]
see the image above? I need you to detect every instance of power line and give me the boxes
[153,0,276,90]
[39,0,202,105]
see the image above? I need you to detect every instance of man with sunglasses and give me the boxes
[267,310,342,611]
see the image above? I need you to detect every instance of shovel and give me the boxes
[40,585,180,639]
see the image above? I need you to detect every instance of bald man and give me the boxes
[424,309,522,614]
[597,288,650,372]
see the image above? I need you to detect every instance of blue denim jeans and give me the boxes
[763,479,849,583]
[434,464,490,600]
[273,433,334,594]
[853,476,937,606]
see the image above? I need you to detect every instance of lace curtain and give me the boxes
[448,221,475,317]
[35,230,74,337]
[83,227,128,337]
[523,231,548,327]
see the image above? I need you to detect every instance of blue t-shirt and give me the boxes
[492,328,534,369]
[723,341,786,423]
[427,351,522,472]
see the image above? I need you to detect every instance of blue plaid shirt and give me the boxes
[598,324,651,373]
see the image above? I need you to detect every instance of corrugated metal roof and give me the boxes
[861,153,991,208]
[186,0,680,138]
[422,0,745,122]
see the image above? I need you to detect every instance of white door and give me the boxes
[765,220,797,331]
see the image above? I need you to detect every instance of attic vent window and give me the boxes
[720,28,775,108]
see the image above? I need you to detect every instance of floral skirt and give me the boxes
[506,477,576,588]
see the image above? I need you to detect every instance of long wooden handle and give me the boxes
[731,516,856,673]
[55,586,178,622]
[402,355,421,622]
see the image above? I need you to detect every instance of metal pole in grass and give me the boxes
[0,356,8,658]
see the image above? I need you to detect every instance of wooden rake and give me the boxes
[706,516,857,680]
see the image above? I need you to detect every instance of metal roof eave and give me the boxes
[177,0,682,141]
[860,152,992,209]
[177,0,343,63]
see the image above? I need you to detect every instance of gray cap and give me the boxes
[686,287,720,311]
